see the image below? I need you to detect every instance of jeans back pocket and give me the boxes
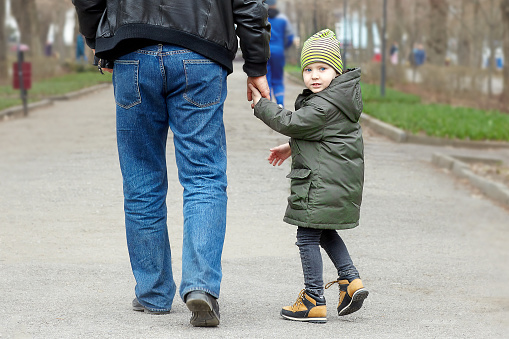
[113,60,141,109]
[183,60,223,108]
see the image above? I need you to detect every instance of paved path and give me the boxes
[1,63,508,338]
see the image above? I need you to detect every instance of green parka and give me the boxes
[254,68,364,230]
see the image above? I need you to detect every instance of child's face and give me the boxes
[302,62,338,93]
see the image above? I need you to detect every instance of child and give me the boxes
[249,29,368,323]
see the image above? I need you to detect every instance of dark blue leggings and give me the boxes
[296,227,360,298]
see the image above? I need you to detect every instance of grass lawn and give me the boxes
[0,70,112,111]
[361,83,509,141]
[285,65,509,142]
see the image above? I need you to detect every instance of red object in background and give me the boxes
[12,62,32,90]
[372,53,382,63]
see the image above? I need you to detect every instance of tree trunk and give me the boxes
[390,0,404,50]
[53,5,69,61]
[357,0,364,61]
[456,1,471,67]
[365,2,374,60]
[472,1,483,69]
[501,0,509,102]
[427,0,448,65]
[11,0,42,57]
[0,0,7,83]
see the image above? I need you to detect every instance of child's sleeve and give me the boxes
[254,98,325,140]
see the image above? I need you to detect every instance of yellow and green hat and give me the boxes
[300,29,343,74]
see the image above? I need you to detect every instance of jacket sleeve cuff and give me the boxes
[85,37,96,49]
[243,61,267,78]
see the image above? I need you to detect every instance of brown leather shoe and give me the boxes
[185,291,220,327]
[132,298,171,314]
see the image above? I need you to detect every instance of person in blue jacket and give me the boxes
[266,0,294,107]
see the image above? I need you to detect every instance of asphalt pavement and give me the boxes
[1,62,508,338]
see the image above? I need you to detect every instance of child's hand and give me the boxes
[248,83,262,109]
[268,143,292,166]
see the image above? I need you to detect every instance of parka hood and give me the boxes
[297,67,363,123]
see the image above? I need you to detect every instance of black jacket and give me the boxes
[72,0,271,76]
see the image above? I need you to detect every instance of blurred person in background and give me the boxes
[75,34,87,63]
[413,43,426,66]
[390,42,399,65]
[266,0,294,107]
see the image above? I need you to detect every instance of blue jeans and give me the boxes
[113,44,228,312]
[296,227,360,298]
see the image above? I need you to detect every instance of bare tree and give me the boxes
[365,1,375,60]
[453,1,474,67]
[501,0,509,102]
[0,0,7,83]
[427,0,448,65]
[11,0,42,57]
[389,0,404,52]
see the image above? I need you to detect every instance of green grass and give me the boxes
[360,82,421,105]
[361,83,509,141]
[0,70,112,111]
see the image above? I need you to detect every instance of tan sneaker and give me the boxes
[280,290,327,323]
[325,278,368,316]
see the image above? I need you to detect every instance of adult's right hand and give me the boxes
[92,49,113,74]
[247,75,270,107]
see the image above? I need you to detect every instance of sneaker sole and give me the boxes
[132,299,171,315]
[338,288,369,316]
[280,312,327,324]
[186,298,220,327]
[133,308,171,315]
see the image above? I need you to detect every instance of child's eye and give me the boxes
[319,67,326,71]
[304,68,311,72]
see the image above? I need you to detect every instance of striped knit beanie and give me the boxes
[300,29,343,74]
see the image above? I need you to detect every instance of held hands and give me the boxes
[268,143,292,166]
[247,75,270,109]
[248,83,262,108]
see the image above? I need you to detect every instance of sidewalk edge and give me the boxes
[0,83,112,122]
[431,152,509,207]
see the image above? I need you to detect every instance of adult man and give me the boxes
[266,0,294,107]
[72,0,270,327]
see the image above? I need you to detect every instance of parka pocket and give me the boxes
[286,168,312,210]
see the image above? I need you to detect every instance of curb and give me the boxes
[0,100,53,122]
[432,152,509,207]
[47,83,111,101]
[360,113,408,142]
[0,83,111,122]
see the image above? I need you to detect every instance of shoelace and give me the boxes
[290,289,306,311]
[325,280,342,301]
[324,280,340,289]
